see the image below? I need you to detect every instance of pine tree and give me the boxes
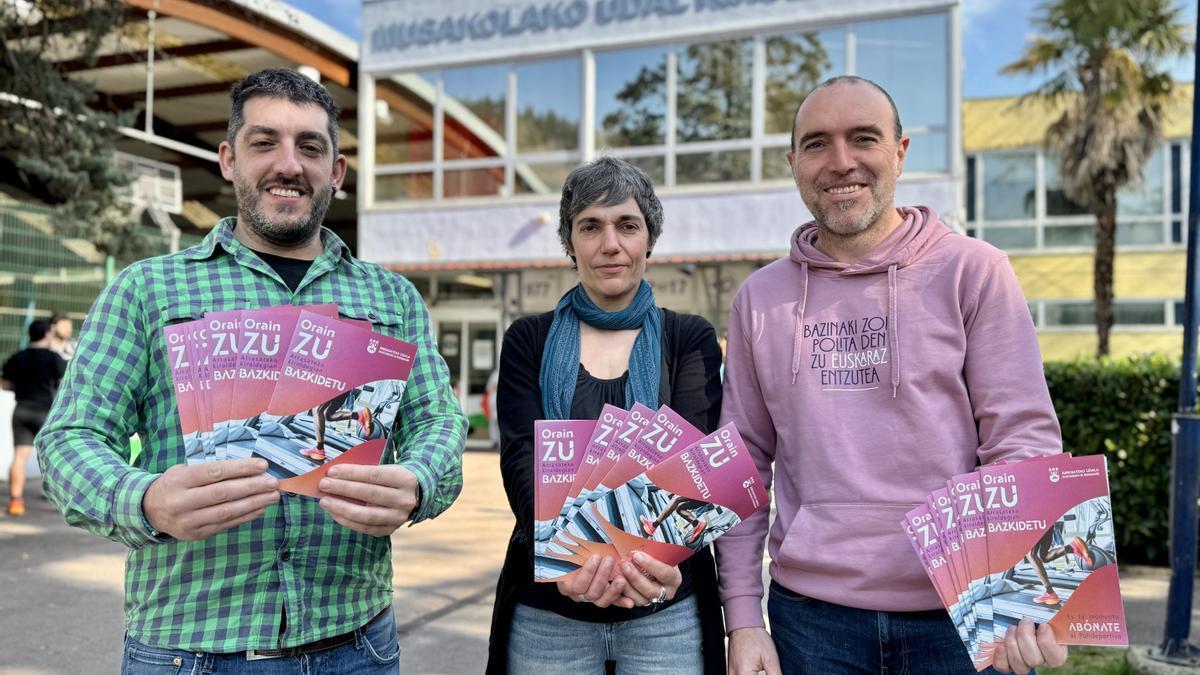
[1,0,154,264]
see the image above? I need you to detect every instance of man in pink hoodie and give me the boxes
[717,76,1068,674]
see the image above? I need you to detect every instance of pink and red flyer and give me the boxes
[533,412,768,582]
[161,304,416,499]
[533,419,615,581]
[902,454,1127,670]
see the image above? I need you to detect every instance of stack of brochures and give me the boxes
[902,453,1128,670]
[163,304,417,497]
[533,403,769,582]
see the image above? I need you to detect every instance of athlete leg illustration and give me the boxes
[1039,535,1094,569]
[1025,526,1092,606]
[640,496,709,543]
[299,390,371,461]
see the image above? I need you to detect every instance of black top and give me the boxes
[486,309,726,674]
[253,249,314,292]
[568,365,627,419]
[2,347,68,411]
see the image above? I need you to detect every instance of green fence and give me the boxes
[0,202,202,357]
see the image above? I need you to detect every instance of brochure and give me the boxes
[226,304,337,431]
[530,411,765,583]
[532,419,620,582]
[584,403,704,530]
[163,321,204,463]
[928,487,976,646]
[978,454,1127,647]
[903,454,1128,669]
[162,304,414,501]
[255,309,416,489]
[581,422,769,567]
[552,402,656,552]
[904,502,974,662]
[552,405,629,542]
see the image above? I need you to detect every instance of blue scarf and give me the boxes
[540,280,661,420]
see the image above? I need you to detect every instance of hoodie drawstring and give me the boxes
[791,261,810,385]
[888,263,900,398]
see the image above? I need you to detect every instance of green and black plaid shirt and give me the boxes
[37,218,467,652]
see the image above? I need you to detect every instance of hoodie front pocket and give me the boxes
[776,502,928,598]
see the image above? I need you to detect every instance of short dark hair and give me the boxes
[227,69,340,159]
[28,319,50,343]
[558,157,664,257]
[790,75,903,151]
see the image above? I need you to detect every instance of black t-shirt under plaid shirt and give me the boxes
[37,218,468,652]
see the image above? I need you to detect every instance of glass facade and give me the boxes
[370,10,954,203]
[967,144,1185,252]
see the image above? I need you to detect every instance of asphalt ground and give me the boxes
[0,450,1196,674]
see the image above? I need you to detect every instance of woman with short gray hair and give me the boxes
[487,157,726,673]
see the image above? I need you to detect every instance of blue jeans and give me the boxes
[508,594,703,674]
[120,607,400,674]
[768,582,1014,675]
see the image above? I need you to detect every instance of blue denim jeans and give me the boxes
[120,607,400,675]
[508,594,703,674]
[768,581,1016,675]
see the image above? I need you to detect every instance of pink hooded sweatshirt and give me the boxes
[716,206,1062,631]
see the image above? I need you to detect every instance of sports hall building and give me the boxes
[355,0,964,402]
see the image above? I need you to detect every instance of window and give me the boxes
[983,153,1036,221]
[1043,300,1172,327]
[596,46,669,149]
[677,150,752,185]
[982,226,1036,250]
[676,38,753,143]
[1043,224,1092,248]
[374,76,435,166]
[1043,302,1093,327]
[1117,148,1163,216]
[1117,221,1164,246]
[1044,158,1089,217]
[516,58,581,153]
[442,64,507,161]
[764,28,844,135]
[1114,302,1166,326]
[971,143,1178,252]
[857,12,948,172]
[514,161,578,196]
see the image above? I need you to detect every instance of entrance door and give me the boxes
[431,307,501,438]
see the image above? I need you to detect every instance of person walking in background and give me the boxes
[484,367,500,448]
[2,319,66,516]
[487,157,727,674]
[47,312,75,360]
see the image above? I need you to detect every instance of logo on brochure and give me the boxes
[367,338,379,354]
[1049,466,1060,483]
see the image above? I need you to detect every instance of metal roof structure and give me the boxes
[10,0,366,247]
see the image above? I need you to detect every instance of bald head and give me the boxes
[790,76,902,152]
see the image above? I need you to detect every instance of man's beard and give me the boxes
[810,193,886,237]
[802,173,894,238]
[234,173,332,248]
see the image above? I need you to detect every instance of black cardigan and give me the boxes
[486,309,727,674]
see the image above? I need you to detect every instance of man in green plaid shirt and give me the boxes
[36,69,467,673]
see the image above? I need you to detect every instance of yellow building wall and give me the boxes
[1037,331,1182,361]
[1007,250,1186,359]
[1009,250,1186,300]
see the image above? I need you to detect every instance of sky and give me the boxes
[289,0,1197,100]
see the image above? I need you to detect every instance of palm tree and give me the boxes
[1002,0,1189,357]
